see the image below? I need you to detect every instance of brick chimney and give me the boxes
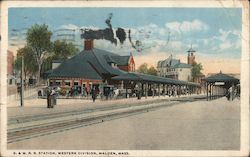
[84,39,94,50]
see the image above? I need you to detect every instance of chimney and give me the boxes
[84,39,94,50]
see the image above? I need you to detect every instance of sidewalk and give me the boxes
[7,94,205,117]
[7,86,40,101]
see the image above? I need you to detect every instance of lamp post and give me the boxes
[10,28,26,107]
[20,56,24,107]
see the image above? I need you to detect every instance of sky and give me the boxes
[8,7,242,74]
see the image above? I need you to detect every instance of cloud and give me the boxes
[58,24,79,30]
[214,29,241,52]
[133,51,169,69]
[165,19,208,34]
[219,41,231,50]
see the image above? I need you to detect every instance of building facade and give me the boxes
[7,50,14,75]
[187,45,196,65]
[48,40,135,93]
[157,55,192,81]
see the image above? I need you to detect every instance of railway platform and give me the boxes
[7,94,205,118]
[7,96,240,150]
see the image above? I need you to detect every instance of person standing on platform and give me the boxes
[91,87,97,102]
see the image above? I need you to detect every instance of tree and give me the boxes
[26,24,52,84]
[53,40,79,59]
[137,63,148,74]
[137,63,158,76]
[14,46,38,81]
[148,66,157,76]
[192,62,203,78]
[41,40,79,75]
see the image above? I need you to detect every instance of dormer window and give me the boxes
[111,63,117,68]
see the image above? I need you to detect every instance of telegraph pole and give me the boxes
[20,56,24,107]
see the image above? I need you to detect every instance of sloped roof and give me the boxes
[157,56,180,68]
[111,56,130,66]
[48,48,126,79]
[204,72,239,83]
[173,63,192,68]
[112,72,200,87]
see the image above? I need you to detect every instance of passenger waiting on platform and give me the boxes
[91,87,97,102]
[82,87,86,97]
[227,86,234,101]
[86,86,90,97]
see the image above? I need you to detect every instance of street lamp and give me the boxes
[20,56,24,107]
[10,29,26,107]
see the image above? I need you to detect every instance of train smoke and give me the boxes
[116,28,126,44]
[81,13,145,52]
[81,13,117,45]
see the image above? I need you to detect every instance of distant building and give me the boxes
[187,45,196,65]
[157,55,192,82]
[7,50,15,85]
[7,50,14,75]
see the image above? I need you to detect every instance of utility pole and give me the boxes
[20,56,24,107]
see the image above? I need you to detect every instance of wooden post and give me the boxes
[206,83,209,101]
[158,84,160,97]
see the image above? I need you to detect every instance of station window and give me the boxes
[65,82,71,86]
[55,81,61,86]
[49,81,53,86]
[74,82,79,86]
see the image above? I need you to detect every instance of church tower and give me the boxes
[187,45,196,65]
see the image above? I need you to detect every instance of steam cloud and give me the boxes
[80,13,144,52]
[81,13,118,45]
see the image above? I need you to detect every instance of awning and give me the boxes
[112,72,201,87]
[204,72,239,84]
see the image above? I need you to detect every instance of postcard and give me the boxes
[1,0,249,157]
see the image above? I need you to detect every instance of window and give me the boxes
[65,82,70,86]
[111,63,117,68]
[55,81,61,86]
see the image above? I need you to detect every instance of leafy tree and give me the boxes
[192,62,203,78]
[14,46,38,81]
[53,40,79,59]
[137,63,157,76]
[26,24,52,83]
[148,66,157,76]
[137,63,148,74]
[41,40,79,75]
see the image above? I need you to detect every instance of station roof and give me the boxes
[204,72,239,83]
[48,48,126,79]
[112,72,200,87]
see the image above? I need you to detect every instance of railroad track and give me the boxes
[8,98,172,125]
[7,96,207,143]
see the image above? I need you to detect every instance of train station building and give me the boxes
[48,40,200,97]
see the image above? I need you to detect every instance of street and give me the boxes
[7,97,240,150]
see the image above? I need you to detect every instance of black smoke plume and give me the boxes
[81,13,144,52]
[116,28,126,44]
[81,13,117,45]
[105,13,113,29]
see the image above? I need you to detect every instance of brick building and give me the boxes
[48,40,135,91]
[7,50,14,75]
